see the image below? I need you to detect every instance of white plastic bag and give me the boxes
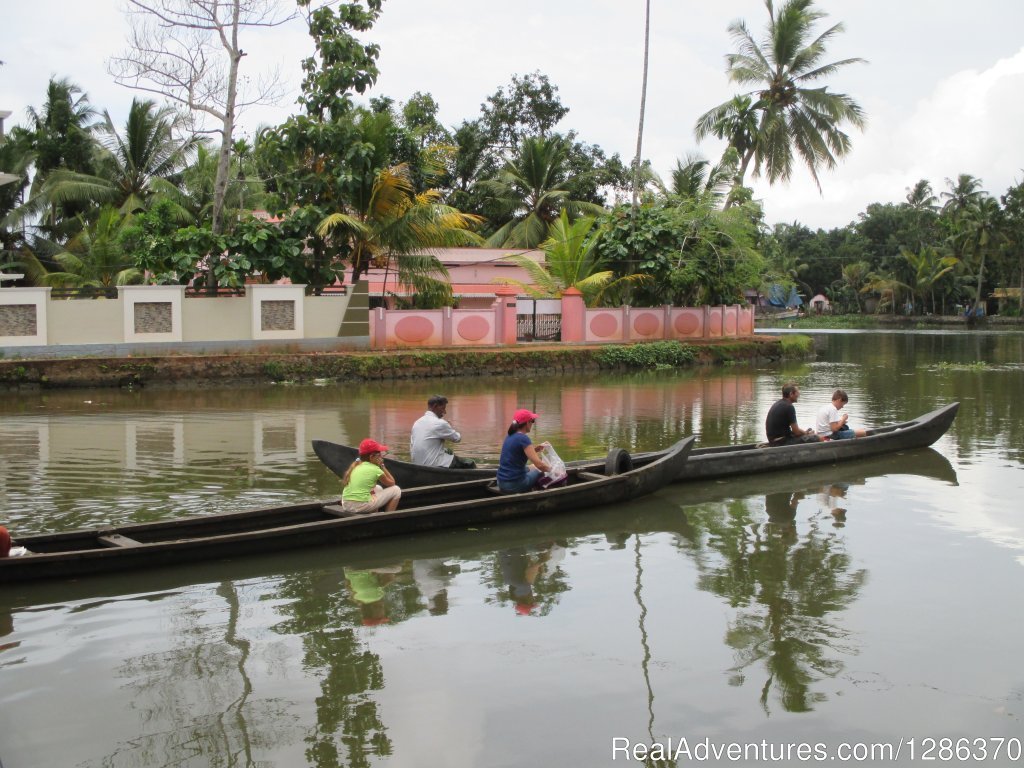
[537,442,568,488]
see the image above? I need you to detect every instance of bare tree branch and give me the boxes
[108,0,298,240]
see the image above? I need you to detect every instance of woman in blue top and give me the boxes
[497,408,552,493]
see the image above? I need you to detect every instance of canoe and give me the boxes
[0,437,694,583]
[314,402,959,487]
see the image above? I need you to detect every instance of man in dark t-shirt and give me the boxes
[765,383,821,446]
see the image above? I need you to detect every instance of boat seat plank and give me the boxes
[576,472,605,482]
[98,534,144,548]
[323,504,358,518]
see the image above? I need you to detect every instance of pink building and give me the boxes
[348,248,543,309]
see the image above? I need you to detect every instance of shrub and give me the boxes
[596,341,697,369]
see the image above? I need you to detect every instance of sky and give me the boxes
[4,0,1024,230]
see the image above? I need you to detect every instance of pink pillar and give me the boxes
[494,286,519,345]
[560,287,585,342]
[371,307,386,350]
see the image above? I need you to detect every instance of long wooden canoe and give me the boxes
[0,437,694,583]
[314,402,959,487]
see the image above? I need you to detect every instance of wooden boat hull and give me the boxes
[0,438,694,583]
[314,402,959,487]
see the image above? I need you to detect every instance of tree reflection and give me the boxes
[675,491,866,714]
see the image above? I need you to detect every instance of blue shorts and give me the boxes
[497,468,542,493]
[829,427,855,440]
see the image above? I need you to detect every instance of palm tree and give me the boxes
[22,206,143,292]
[478,135,605,248]
[693,94,760,205]
[900,246,958,314]
[38,98,200,218]
[905,179,938,211]
[941,175,1000,313]
[498,210,648,306]
[317,162,482,305]
[695,0,866,191]
[659,150,737,205]
[838,260,870,312]
[631,0,652,210]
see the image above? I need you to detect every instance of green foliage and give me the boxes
[499,210,647,305]
[935,361,988,371]
[479,135,605,248]
[696,0,866,191]
[595,341,697,369]
[480,71,569,149]
[254,1,385,292]
[596,199,765,306]
[779,334,815,356]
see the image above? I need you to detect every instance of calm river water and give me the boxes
[2,331,1023,767]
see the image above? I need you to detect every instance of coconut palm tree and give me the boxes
[899,246,958,315]
[693,94,760,206]
[317,162,482,305]
[660,150,737,206]
[38,98,200,219]
[478,135,605,248]
[631,0,652,210]
[22,206,143,292]
[905,179,938,212]
[498,210,648,306]
[695,0,866,191]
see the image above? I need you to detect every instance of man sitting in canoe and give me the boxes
[765,382,822,446]
[814,389,868,440]
[410,395,477,469]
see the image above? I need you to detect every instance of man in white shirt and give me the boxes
[410,395,477,468]
[815,389,867,440]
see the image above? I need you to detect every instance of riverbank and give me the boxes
[757,313,1024,330]
[0,336,807,390]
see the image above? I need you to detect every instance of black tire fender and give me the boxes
[605,447,633,476]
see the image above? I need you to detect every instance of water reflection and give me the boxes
[0,452,977,768]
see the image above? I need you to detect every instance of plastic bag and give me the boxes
[536,442,568,488]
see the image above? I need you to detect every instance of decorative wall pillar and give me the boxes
[249,284,306,340]
[120,285,184,343]
[560,287,585,343]
[494,286,519,345]
[0,287,50,346]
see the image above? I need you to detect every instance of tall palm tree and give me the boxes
[905,179,938,211]
[631,0,652,210]
[317,162,482,305]
[478,135,604,248]
[940,174,999,313]
[39,98,200,218]
[695,0,866,191]
[498,210,648,306]
[693,94,759,206]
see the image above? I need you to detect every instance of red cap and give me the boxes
[512,408,538,425]
[361,616,390,626]
[0,526,10,558]
[515,602,537,615]
[358,438,390,456]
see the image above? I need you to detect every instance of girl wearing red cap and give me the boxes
[341,439,402,513]
[497,409,552,493]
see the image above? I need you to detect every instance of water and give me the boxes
[2,331,1023,767]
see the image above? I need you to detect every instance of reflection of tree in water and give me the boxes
[93,582,296,768]
[273,569,395,768]
[675,493,867,714]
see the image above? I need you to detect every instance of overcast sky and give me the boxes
[5,0,1024,229]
